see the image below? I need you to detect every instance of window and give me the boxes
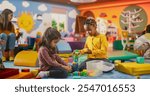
[51,13,67,32]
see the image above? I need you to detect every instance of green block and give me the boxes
[113,40,123,50]
[80,71,87,76]
[73,71,79,76]
[73,76,81,79]
[136,57,144,64]
[68,72,72,76]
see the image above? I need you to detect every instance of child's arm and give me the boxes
[80,37,89,54]
[91,35,108,56]
[40,48,62,67]
[55,54,68,66]
[61,65,72,72]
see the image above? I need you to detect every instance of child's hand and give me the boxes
[79,50,84,55]
[87,49,92,54]
[61,65,72,72]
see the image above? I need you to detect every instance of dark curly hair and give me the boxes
[84,17,97,27]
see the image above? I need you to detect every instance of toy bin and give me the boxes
[86,60,103,76]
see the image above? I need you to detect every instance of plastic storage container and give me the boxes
[86,60,103,76]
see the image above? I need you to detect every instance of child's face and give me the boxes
[8,13,13,21]
[85,25,97,36]
[50,39,60,48]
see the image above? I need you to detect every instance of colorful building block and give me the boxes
[0,68,19,79]
[21,68,30,72]
[31,69,39,77]
[136,57,144,64]
[7,72,33,79]
[73,76,81,79]
[72,62,78,72]
[80,70,88,76]
[73,71,79,76]
[114,60,121,64]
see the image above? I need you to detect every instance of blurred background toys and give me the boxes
[0,58,5,70]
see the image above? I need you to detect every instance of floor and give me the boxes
[3,61,150,79]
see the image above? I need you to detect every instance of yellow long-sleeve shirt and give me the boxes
[81,34,108,59]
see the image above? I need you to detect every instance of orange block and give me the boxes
[7,72,33,79]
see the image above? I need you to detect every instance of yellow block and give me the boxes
[31,69,39,77]
[58,53,72,58]
[115,62,150,76]
[14,51,38,67]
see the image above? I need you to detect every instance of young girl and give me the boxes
[78,17,108,71]
[37,27,71,78]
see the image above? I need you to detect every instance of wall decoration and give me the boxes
[0,0,16,12]
[107,20,112,23]
[96,18,108,34]
[38,4,47,12]
[99,13,107,17]
[112,15,117,18]
[17,12,34,33]
[83,11,95,18]
[22,1,30,8]
[30,13,51,37]
[0,0,77,38]
[120,5,147,33]
[119,5,148,50]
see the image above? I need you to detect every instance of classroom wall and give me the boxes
[0,0,78,38]
[77,0,150,38]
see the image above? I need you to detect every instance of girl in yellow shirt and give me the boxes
[79,17,108,71]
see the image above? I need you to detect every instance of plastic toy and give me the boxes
[80,70,88,76]
[86,60,103,76]
[72,62,78,72]
[21,68,30,72]
[73,71,79,76]
[68,72,72,76]
[7,72,33,79]
[31,69,39,77]
[88,70,95,77]
[114,60,121,64]
[73,49,80,63]
[0,68,19,78]
[73,76,81,79]
[136,57,144,64]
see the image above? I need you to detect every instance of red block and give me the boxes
[21,68,30,72]
[0,68,19,79]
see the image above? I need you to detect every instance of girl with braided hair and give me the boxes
[78,17,109,71]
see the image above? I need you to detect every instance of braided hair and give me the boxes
[84,17,97,27]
